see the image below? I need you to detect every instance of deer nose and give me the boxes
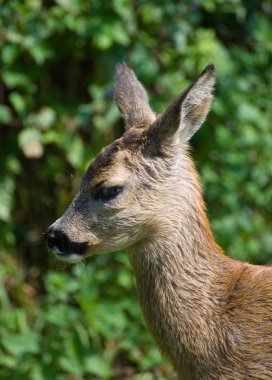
[44,228,70,254]
[44,227,88,256]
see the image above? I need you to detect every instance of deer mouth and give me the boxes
[51,242,88,263]
[52,247,86,263]
[56,253,84,263]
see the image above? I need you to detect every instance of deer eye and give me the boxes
[93,186,124,202]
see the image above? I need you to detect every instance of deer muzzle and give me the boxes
[44,227,88,262]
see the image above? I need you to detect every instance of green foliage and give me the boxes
[0,0,272,378]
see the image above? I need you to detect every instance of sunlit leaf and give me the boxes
[18,128,44,158]
[1,332,40,356]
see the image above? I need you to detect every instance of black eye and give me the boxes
[93,186,124,202]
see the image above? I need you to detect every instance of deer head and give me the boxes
[45,63,215,262]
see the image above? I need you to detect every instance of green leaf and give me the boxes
[1,45,19,65]
[0,353,17,369]
[0,105,12,123]
[2,71,32,89]
[0,177,14,222]
[65,135,85,169]
[26,107,56,130]
[1,332,40,356]
[9,92,27,115]
[29,43,53,65]
[84,355,112,377]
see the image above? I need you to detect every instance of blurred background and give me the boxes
[0,1,272,379]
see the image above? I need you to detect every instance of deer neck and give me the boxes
[129,158,231,376]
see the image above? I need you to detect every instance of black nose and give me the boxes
[44,228,69,253]
[44,228,88,255]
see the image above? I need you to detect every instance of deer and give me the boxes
[45,63,272,380]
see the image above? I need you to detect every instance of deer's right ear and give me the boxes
[148,64,215,148]
[115,63,156,130]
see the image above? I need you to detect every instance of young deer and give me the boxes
[45,64,272,380]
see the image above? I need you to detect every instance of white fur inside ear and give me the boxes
[180,73,215,142]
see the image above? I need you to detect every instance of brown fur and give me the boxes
[47,64,272,379]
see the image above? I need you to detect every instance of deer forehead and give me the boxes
[83,127,152,185]
[82,145,138,190]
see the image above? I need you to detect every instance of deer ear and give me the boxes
[115,63,156,130]
[148,64,215,145]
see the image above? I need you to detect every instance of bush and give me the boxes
[0,1,271,378]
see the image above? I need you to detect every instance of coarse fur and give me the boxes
[46,63,272,379]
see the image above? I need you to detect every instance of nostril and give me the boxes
[44,228,55,242]
[44,228,61,251]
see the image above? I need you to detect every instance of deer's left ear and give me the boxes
[148,64,215,145]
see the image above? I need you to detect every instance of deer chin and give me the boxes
[55,251,85,263]
[51,245,85,263]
